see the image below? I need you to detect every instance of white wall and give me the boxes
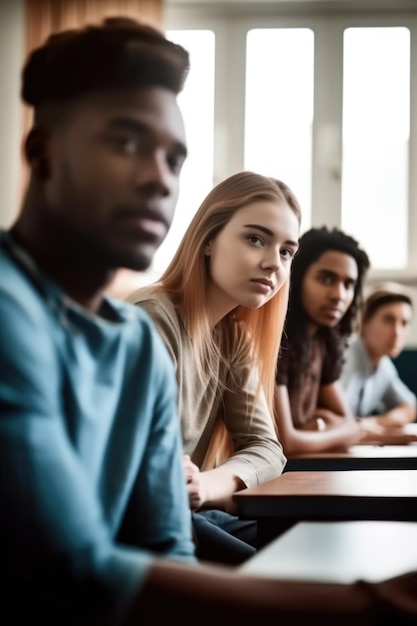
[0,0,24,228]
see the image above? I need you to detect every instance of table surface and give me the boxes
[236,469,417,501]
[240,520,417,584]
[239,470,417,494]
[234,469,417,546]
[286,424,417,471]
[290,443,417,460]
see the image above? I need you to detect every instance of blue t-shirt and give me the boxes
[0,231,196,624]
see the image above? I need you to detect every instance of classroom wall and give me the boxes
[0,0,24,229]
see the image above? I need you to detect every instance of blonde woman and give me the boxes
[128,171,301,564]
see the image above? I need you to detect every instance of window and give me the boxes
[164,3,417,281]
[341,27,410,270]
[245,27,314,230]
[152,29,215,274]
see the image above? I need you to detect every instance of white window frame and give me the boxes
[164,2,417,285]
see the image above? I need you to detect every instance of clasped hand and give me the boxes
[183,454,207,511]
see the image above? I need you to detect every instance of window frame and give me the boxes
[163,3,417,283]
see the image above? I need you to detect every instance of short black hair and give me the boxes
[22,17,190,108]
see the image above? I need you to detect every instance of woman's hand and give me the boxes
[183,454,206,510]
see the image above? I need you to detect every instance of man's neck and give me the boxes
[10,221,116,314]
[361,335,382,369]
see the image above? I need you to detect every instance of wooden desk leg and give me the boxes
[257,519,297,549]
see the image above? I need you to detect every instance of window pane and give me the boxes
[245,28,314,230]
[341,27,410,270]
[152,30,215,274]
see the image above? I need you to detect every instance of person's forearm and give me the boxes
[127,558,386,626]
[314,408,352,427]
[282,420,362,456]
[372,404,416,427]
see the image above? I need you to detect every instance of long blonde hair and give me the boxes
[155,170,301,412]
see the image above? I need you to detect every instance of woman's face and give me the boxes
[204,199,299,324]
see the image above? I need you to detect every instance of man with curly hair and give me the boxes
[274,226,417,455]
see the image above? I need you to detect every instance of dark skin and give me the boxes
[12,86,187,313]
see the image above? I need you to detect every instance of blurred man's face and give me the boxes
[361,301,413,360]
[42,86,187,271]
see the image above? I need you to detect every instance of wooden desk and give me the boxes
[285,423,417,471]
[235,469,417,547]
[241,520,417,584]
[285,443,417,471]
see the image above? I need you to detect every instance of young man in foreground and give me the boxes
[0,17,416,626]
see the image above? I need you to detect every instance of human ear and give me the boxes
[204,239,213,256]
[24,128,51,180]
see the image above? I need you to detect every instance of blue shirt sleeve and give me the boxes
[0,277,195,624]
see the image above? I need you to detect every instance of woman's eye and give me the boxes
[320,275,332,285]
[281,248,294,260]
[247,235,263,246]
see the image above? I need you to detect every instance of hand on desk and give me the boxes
[358,419,417,445]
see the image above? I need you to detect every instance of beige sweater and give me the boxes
[128,286,286,487]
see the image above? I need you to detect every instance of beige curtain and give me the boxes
[25,0,162,54]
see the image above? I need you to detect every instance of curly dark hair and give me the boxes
[282,226,370,388]
[22,16,190,109]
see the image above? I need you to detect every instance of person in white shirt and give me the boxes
[341,282,417,431]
